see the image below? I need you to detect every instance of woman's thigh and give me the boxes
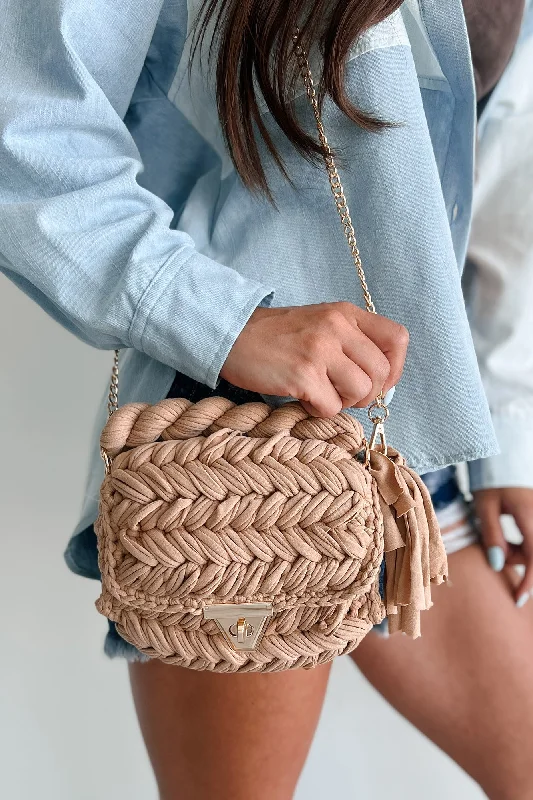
[128,374,330,800]
[351,543,533,800]
[129,660,332,800]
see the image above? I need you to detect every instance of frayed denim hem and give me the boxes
[64,527,149,663]
[104,621,151,663]
[64,526,101,581]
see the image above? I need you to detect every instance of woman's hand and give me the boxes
[474,487,533,607]
[219,301,409,418]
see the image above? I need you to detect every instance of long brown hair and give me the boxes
[192,0,403,196]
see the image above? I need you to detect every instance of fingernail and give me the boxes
[487,546,505,572]
[516,592,530,609]
[384,386,396,405]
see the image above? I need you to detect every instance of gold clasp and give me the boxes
[203,603,273,652]
[230,617,252,644]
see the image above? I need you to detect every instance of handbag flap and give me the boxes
[95,425,384,617]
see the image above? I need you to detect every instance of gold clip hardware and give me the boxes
[368,420,387,455]
[203,603,273,652]
[231,618,250,644]
[364,397,390,467]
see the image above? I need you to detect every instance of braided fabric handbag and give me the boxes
[94,39,448,673]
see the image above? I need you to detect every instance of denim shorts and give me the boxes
[65,371,479,661]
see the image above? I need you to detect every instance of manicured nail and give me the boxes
[487,546,505,572]
[384,386,396,405]
[516,592,530,609]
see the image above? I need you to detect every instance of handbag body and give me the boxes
[94,37,447,672]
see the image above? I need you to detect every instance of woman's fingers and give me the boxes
[220,301,410,418]
[293,358,373,418]
[288,306,405,415]
[474,487,533,608]
[296,374,344,418]
[504,543,528,566]
[320,303,408,406]
[473,489,508,573]
[328,358,373,409]
[340,330,391,407]
[336,303,409,393]
[508,502,533,607]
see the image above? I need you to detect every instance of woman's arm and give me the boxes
[0,0,274,388]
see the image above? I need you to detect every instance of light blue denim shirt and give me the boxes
[0,0,500,542]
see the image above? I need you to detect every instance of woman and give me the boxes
[1,1,531,798]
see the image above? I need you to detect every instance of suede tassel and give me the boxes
[368,448,448,638]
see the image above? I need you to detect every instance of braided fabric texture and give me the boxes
[95,397,387,672]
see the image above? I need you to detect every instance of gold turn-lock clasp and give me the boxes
[203,603,273,652]
[231,617,251,644]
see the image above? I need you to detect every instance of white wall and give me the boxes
[0,276,484,799]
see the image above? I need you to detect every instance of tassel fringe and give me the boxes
[368,448,448,638]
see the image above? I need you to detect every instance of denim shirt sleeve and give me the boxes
[0,0,274,387]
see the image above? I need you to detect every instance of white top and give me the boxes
[468,19,533,490]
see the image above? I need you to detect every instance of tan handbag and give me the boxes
[94,40,448,673]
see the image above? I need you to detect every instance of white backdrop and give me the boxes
[0,276,484,799]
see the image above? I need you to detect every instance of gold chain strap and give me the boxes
[107,348,119,416]
[103,34,389,455]
[100,348,119,471]
[293,32,389,445]
[293,34,376,316]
